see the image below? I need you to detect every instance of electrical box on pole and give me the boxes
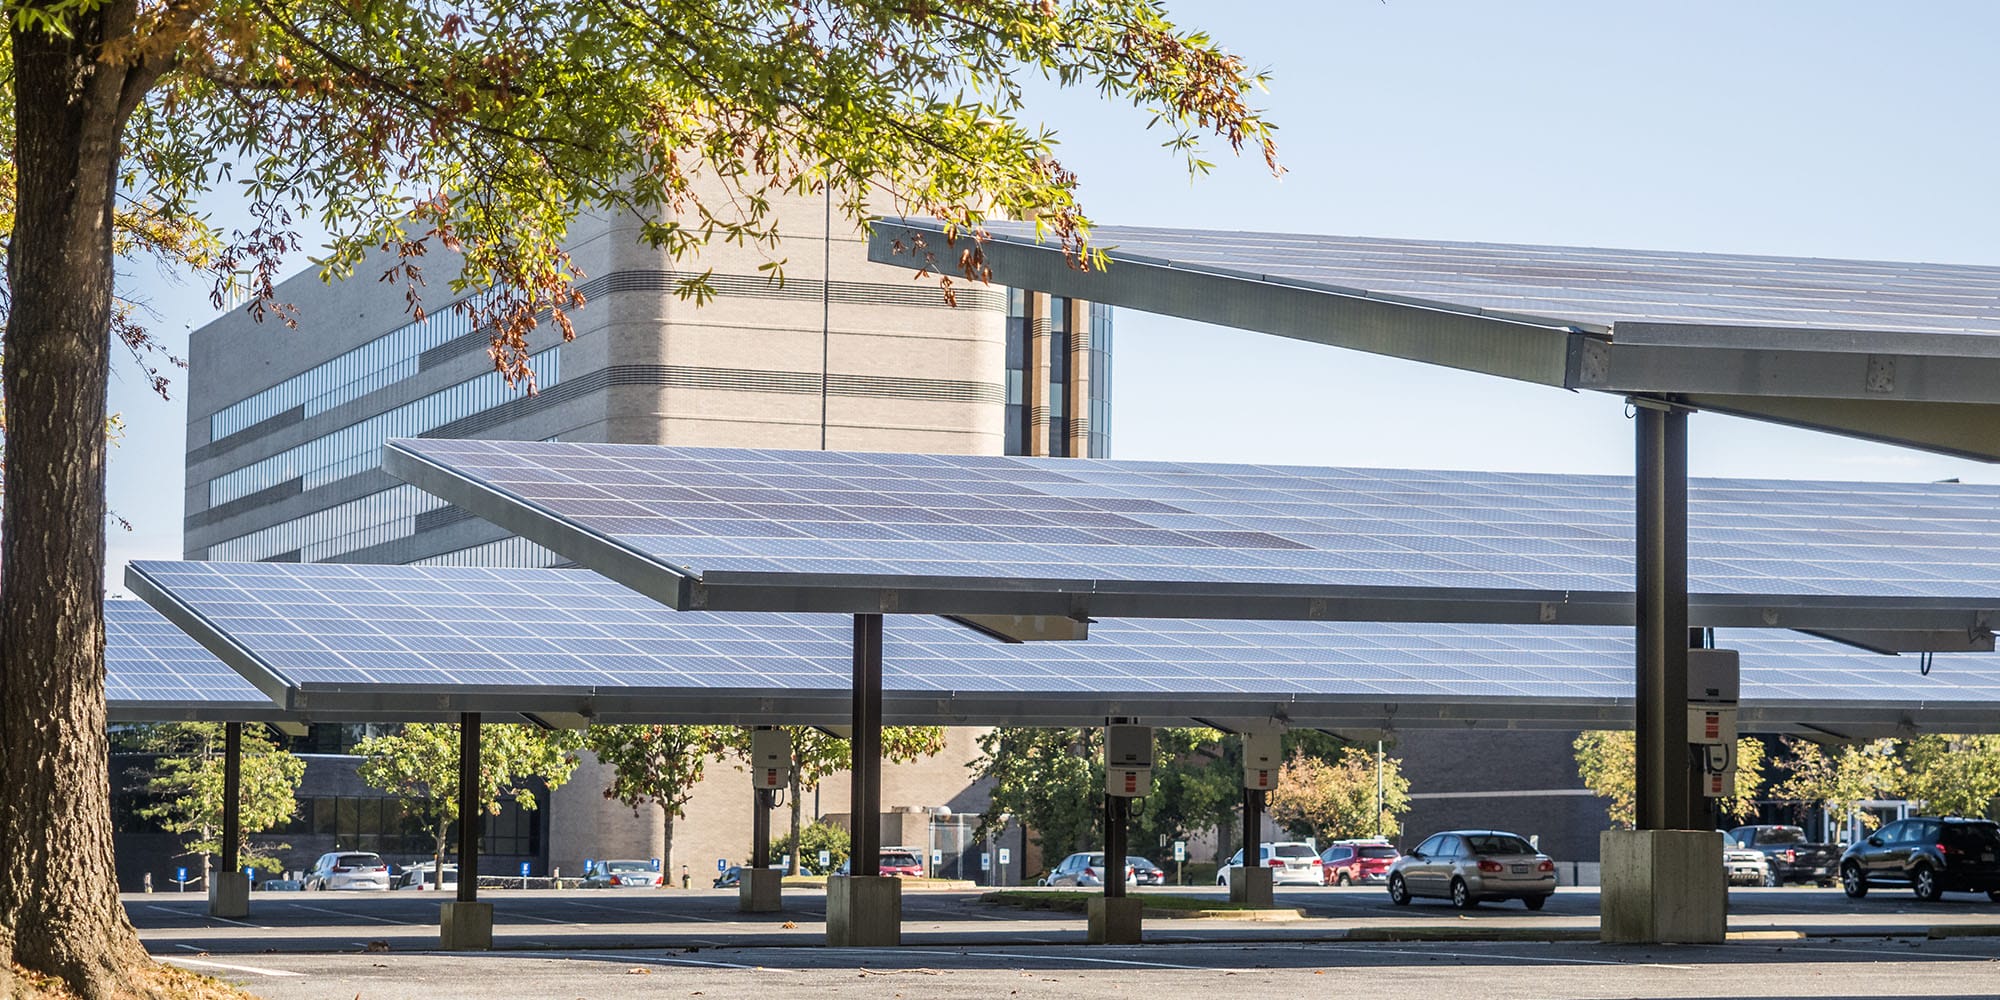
[751,728,791,791]
[1687,648,1740,796]
[1105,724,1153,797]
[1242,726,1282,791]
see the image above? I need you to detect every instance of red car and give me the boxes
[838,849,926,877]
[1321,840,1400,886]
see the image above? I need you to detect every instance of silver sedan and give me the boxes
[1387,830,1556,909]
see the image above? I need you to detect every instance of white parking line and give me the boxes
[1348,945,1696,970]
[144,904,269,930]
[284,902,412,925]
[565,951,758,970]
[163,957,306,978]
[953,950,1228,971]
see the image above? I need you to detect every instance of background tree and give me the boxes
[1899,735,2000,819]
[1772,737,1902,834]
[772,820,852,875]
[585,725,732,879]
[1132,728,1239,863]
[975,727,1103,866]
[1266,747,1411,842]
[716,725,949,875]
[0,2,1274,989]
[356,723,580,882]
[1574,730,1768,828]
[123,723,305,877]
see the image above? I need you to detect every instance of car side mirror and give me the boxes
[1409,851,1424,861]
[1866,836,1883,847]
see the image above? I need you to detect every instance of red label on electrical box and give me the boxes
[765,768,778,785]
[1124,772,1138,794]
[1703,713,1720,740]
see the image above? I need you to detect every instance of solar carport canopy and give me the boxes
[124,561,2000,736]
[106,599,283,722]
[383,438,2000,637]
[867,223,2000,460]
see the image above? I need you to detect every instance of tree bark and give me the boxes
[0,4,158,996]
[788,768,803,875]
[660,805,675,887]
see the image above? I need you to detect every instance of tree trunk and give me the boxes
[0,4,156,997]
[660,805,675,887]
[788,769,803,875]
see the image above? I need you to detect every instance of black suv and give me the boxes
[1839,817,2000,901]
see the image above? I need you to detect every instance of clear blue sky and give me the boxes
[104,0,2000,591]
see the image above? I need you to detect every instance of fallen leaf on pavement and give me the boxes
[627,968,652,975]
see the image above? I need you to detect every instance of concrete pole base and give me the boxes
[207,872,250,918]
[1600,830,1726,943]
[1227,866,1274,908]
[826,875,901,947]
[1086,896,1144,944]
[739,868,783,912]
[439,901,494,950]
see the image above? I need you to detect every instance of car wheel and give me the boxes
[1761,869,1780,887]
[1841,863,1868,899]
[1523,895,1547,911]
[1913,865,1943,902]
[1388,874,1411,906]
[1987,890,2000,903]
[1337,872,1352,887]
[1217,873,1228,886]
[1450,878,1476,909]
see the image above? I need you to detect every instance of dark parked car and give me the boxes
[1129,857,1166,886]
[1724,825,1839,886]
[1840,817,2000,902]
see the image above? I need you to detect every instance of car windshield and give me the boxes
[1128,858,1159,869]
[1462,834,1534,855]
[1943,823,2000,849]
[336,854,381,868]
[1758,827,1809,844]
[1086,855,1108,867]
[881,853,920,867]
[1272,844,1317,859]
[1359,846,1399,859]
[604,861,652,873]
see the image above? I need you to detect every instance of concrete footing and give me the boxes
[827,875,901,947]
[439,901,494,950]
[739,868,783,912]
[1087,896,1144,944]
[1228,866,1274,908]
[1600,829,1725,944]
[208,872,250,918]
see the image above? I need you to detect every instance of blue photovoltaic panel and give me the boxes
[126,561,2000,730]
[384,438,2000,607]
[106,599,277,714]
[960,223,2000,339]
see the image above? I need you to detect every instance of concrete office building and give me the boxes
[165,188,1110,885]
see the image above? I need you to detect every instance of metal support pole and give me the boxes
[1635,404,1693,831]
[850,614,884,873]
[752,788,773,870]
[1104,793,1128,899]
[221,722,242,875]
[1241,788,1263,864]
[457,713,481,903]
[1374,740,1385,839]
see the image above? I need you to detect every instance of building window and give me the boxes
[1004,288,1029,455]
[1087,301,1113,458]
[1048,296,1071,456]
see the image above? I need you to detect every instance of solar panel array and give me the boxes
[128,561,2000,717]
[968,221,2000,337]
[106,599,275,711]
[388,438,2000,601]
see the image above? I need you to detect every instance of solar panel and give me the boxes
[384,438,2000,632]
[958,223,2000,339]
[105,599,281,720]
[127,561,2000,734]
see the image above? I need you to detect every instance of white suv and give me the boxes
[1217,842,1324,886]
[304,851,391,891]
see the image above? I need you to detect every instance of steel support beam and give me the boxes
[752,788,773,870]
[1104,793,1128,899]
[457,712,481,903]
[221,722,242,875]
[1636,406,1693,830]
[850,614,884,871]
[1241,788,1264,862]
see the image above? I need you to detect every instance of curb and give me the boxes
[1146,908,1307,922]
[1926,925,2000,939]
[1341,926,1599,942]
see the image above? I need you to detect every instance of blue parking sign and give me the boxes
[520,862,531,878]
[585,858,595,872]
[244,866,256,882]
[717,858,727,871]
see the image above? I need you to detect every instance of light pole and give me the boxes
[1374,741,1385,838]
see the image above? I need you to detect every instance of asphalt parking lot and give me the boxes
[130,883,2000,955]
[164,937,2000,1000]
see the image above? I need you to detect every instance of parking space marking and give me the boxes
[953,950,1231,971]
[163,957,306,978]
[144,905,269,930]
[285,902,413,925]
[1347,945,1696,970]
[565,951,759,970]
